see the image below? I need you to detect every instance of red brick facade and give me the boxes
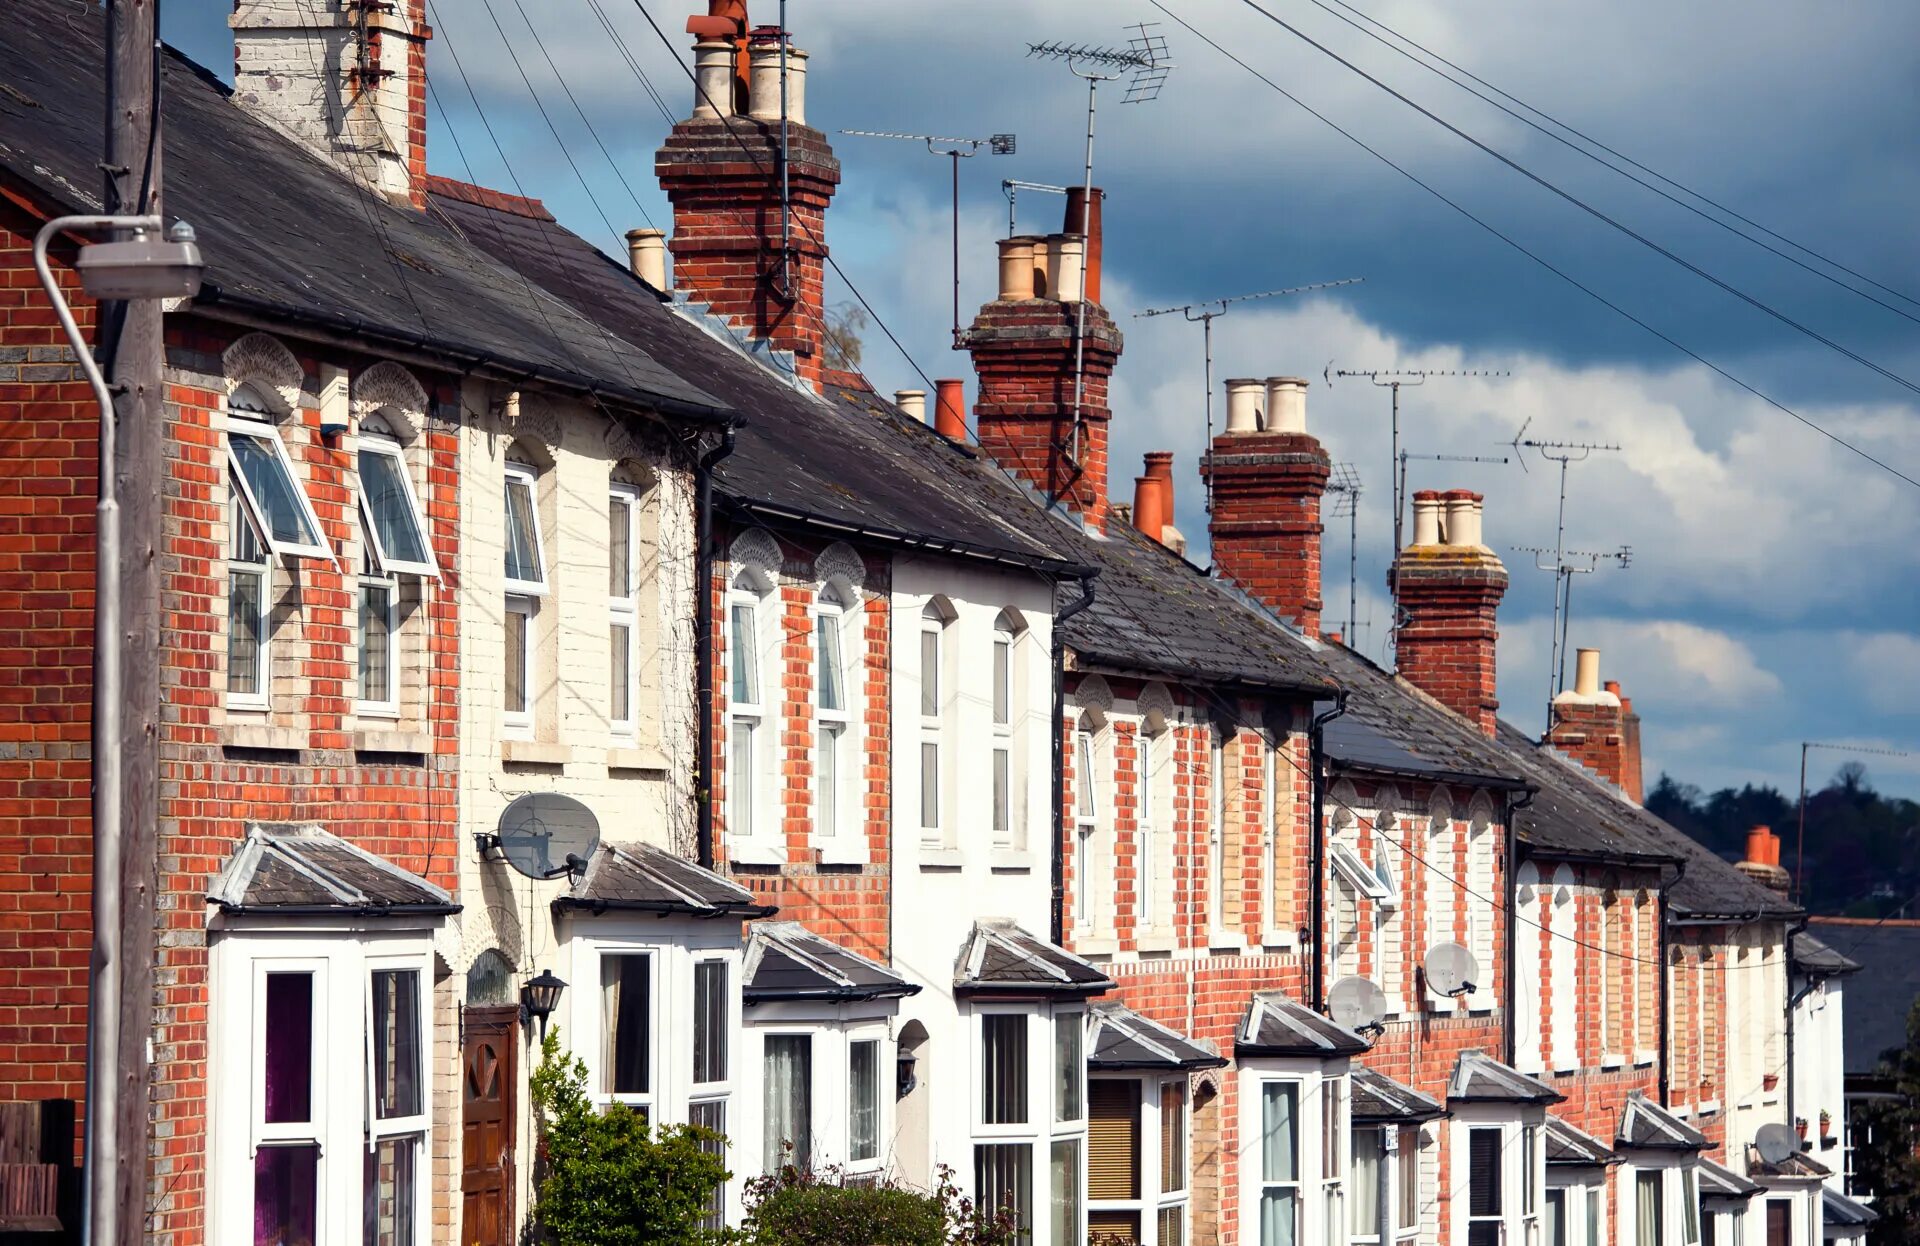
[1391,544,1509,737]
[1202,429,1331,635]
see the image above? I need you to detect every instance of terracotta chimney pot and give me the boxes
[997,238,1037,301]
[1063,186,1104,304]
[1134,471,1168,542]
[934,378,967,441]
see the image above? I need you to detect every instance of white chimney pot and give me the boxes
[1574,648,1601,698]
[747,43,809,124]
[1224,379,1263,434]
[894,390,927,423]
[1410,494,1443,547]
[692,41,736,120]
[626,228,667,290]
[1445,493,1483,548]
[1265,377,1308,434]
[1052,235,1086,303]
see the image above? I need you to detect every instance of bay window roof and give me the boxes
[209,823,458,917]
[1744,1145,1830,1181]
[1446,1049,1564,1104]
[744,921,920,1004]
[1544,1116,1616,1169]
[954,919,1114,998]
[1615,1092,1707,1152]
[1087,1002,1225,1072]
[1822,1187,1877,1229]
[1350,1064,1446,1124]
[553,841,776,919]
[1696,1156,1761,1201]
[1235,990,1370,1059]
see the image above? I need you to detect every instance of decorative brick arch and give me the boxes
[221,331,302,417]
[1135,680,1174,732]
[352,359,429,442]
[507,391,564,452]
[728,528,782,591]
[604,418,646,466]
[1074,674,1114,729]
[813,541,866,599]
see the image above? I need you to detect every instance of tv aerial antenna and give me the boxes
[1326,367,1512,663]
[1027,22,1173,506]
[1134,278,1365,514]
[1508,417,1627,729]
[1326,464,1363,644]
[841,129,1016,347]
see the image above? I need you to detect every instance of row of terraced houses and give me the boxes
[0,2,1876,1244]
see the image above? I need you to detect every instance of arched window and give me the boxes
[1207,725,1230,936]
[1137,703,1173,936]
[1262,734,1280,941]
[918,598,955,849]
[990,610,1027,851]
[1463,796,1497,1010]
[1423,791,1456,1006]
[814,580,856,848]
[607,472,647,735]
[1549,867,1578,1071]
[225,381,328,710]
[728,564,776,850]
[1073,714,1102,933]
[1326,795,1360,980]
[502,451,547,734]
[1514,862,1544,1071]
[1373,796,1405,1014]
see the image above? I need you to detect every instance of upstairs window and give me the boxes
[728,570,771,846]
[356,513,396,714]
[608,481,642,734]
[226,492,270,708]
[918,600,953,848]
[225,385,330,562]
[991,611,1025,850]
[1209,728,1228,931]
[1074,724,1100,932]
[814,584,854,844]
[502,459,546,733]
[357,432,437,578]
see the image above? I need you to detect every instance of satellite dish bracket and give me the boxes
[474,831,503,862]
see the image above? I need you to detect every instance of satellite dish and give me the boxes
[1424,943,1480,998]
[1754,1123,1800,1165]
[1328,976,1388,1032]
[495,793,600,880]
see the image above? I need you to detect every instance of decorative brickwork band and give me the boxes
[657,117,841,392]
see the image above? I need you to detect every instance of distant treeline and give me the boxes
[1646,763,1920,917]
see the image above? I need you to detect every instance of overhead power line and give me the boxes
[1301,0,1920,326]
[1146,0,1920,492]
[1229,0,1920,402]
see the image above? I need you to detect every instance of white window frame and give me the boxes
[1074,725,1100,933]
[504,594,536,736]
[1350,1123,1423,1246]
[1322,1077,1347,1246]
[1262,738,1286,946]
[356,509,400,718]
[226,489,271,712]
[209,931,435,1246]
[1238,1065,1350,1246]
[356,431,439,579]
[593,946,659,1117]
[972,1003,1092,1245]
[990,613,1020,851]
[1209,728,1229,937]
[918,601,950,850]
[761,1028,817,1174]
[224,407,333,563]
[608,481,642,737]
[1139,727,1161,935]
[727,570,778,860]
[1452,1112,1547,1246]
[502,460,547,597]
[812,584,856,854]
[846,1029,886,1175]
[1331,840,1394,901]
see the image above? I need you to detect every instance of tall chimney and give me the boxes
[657,16,840,392]
[967,188,1121,526]
[1547,648,1636,794]
[1063,187,1104,304]
[1614,683,1644,804]
[1142,451,1187,556]
[1202,376,1330,635]
[1391,488,1509,736]
[231,0,433,209]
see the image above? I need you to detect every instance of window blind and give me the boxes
[1088,1081,1141,1200]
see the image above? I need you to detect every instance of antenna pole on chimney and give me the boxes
[1137,277,1363,514]
[1327,367,1512,666]
[1326,464,1363,642]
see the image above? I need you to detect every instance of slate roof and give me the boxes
[1696,1155,1761,1200]
[954,921,1114,997]
[1236,991,1371,1059]
[1615,1093,1708,1152]
[430,183,1351,698]
[209,823,457,916]
[1350,1065,1446,1123]
[743,922,919,1003]
[1494,722,1682,865]
[0,1,733,423]
[1789,930,1862,979]
[1314,643,1530,790]
[1446,1050,1564,1104]
[1806,918,1920,1074]
[1822,1187,1877,1229]
[1497,725,1799,923]
[1087,1003,1226,1071]
[553,842,776,919]
[1544,1116,1616,1168]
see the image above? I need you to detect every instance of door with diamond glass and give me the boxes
[461,1006,519,1246]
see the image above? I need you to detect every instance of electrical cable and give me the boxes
[1296,0,1920,327]
[583,0,677,128]
[1230,0,1920,401]
[625,0,937,393]
[1147,1,1920,493]
[1317,0,1920,316]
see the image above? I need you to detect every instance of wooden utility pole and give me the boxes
[100,0,161,1237]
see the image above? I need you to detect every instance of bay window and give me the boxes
[1469,1127,1504,1246]
[764,1034,813,1172]
[849,1038,880,1165]
[502,460,546,734]
[600,952,653,1112]
[1260,1082,1301,1246]
[1088,1078,1190,1246]
[976,1006,1088,1244]
[1351,1125,1423,1244]
[1322,1080,1346,1246]
[1636,1172,1663,1246]
[691,956,730,1227]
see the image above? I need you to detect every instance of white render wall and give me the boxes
[453,377,700,1223]
[1790,969,1849,1188]
[1725,920,1792,1176]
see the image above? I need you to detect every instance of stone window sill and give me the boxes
[354,728,431,755]
[1260,929,1296,952]
[725,836,786,868]
[989,850,1035,872]
[814,836,869,867]
[1136,932,1178,955]
[502,739,572,766]
[1074,935,1119,958]
[918,848,964,871]
[606,745,668,773]
[223,721,303,752]
[1634,1050,1658,1068]
[1208,930,1248,953]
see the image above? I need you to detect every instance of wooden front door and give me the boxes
[1765,1198,1791,1246]
[461,1006,520,1246]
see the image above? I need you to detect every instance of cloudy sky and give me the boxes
[166,1,1920,798]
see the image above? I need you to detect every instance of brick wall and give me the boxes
[1390,551,1509,737]
[1202,429,1331,635]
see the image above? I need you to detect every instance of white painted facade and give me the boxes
[1789,966,1849,1190]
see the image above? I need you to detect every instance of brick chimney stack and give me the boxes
[1547,649,1645,799]
[232,0,432,209]
[656,6,840,392]
[1202,376,1331,635]
[1391,489,1509,736]
[967,192,1122,526]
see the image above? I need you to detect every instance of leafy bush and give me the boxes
[741,1162,1020,1246]
[528,1028,731,1246]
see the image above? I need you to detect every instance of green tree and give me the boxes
[1858,997,1920,1246]
[527,1029,732,1246]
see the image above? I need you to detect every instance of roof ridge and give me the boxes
[424,174,555,222]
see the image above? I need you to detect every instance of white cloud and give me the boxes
[1845,632,1920,717]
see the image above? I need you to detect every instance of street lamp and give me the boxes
[521,969,567,1036]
